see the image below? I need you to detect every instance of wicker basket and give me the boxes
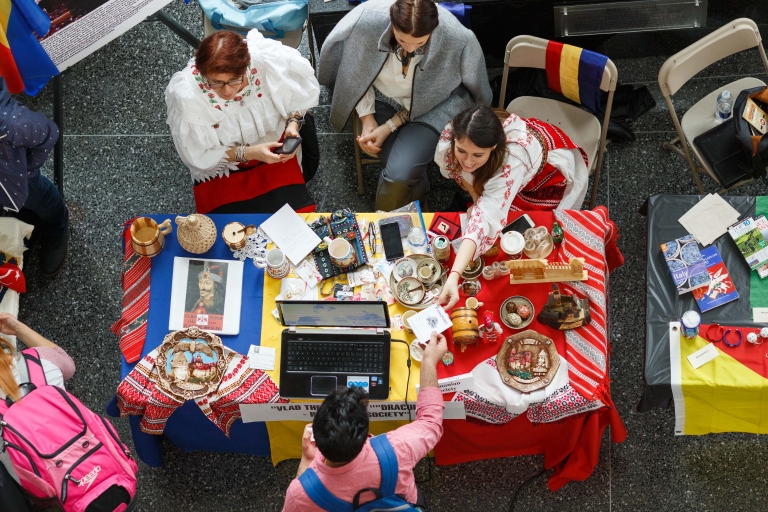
[175,214,217,254]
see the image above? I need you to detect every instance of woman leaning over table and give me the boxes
[437,105,589,310]
[165,30,320,214]
[318,0,492,211]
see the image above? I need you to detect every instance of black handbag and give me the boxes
[733,86,768,178]
[299,112,320,182]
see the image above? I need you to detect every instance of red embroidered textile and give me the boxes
[510,118,588,212]
[433,209,625,490]
[110,219,150,363]
[116,348,285,435]
[193,153,316,215]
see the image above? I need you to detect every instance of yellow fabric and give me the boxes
[263,213,435,465]
[0,0,11,48]
[559,44,582,105]
[679,334,768,435]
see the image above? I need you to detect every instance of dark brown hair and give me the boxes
[195,31,250,78]
[451,105,509,197]
[390,0,439,38]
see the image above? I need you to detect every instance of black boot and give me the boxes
[39,221,69,276]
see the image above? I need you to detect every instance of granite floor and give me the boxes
[12,5,768,511]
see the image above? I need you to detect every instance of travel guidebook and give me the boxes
[692,246,739,313]
[728,217,768,270]
[169,257,244,335]
[661,234,710,295]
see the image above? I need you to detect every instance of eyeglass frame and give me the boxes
[202,73,247,90]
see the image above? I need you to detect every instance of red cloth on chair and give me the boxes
[432,208,625,491]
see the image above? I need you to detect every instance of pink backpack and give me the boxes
[0,348,138,512]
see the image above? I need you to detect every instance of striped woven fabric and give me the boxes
[111,219,151,364]
[545,40,608,116]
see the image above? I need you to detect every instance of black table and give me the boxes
[640,194,759,411]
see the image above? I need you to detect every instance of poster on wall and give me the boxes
[37,0,174,71]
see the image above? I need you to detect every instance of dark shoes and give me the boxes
[39,224,69,276]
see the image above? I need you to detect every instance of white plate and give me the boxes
[409,339,424,362]
[393,257,418,282]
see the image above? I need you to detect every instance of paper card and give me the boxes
[295,260,322,285]
[240,401,465,422]
[687,343,719,369]
[348,266,375,287]
[260,204,322,266]
[409,304,452,343]
[247,345,276,371]
[416,373,474,394]
[754,307,768,322]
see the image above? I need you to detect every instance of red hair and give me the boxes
[195,31,250,77]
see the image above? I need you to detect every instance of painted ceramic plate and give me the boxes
[394,257,418,282]
[391,255,447,309]
[416,258,441,285]
[500,296,535,330]
[396,277,425,306]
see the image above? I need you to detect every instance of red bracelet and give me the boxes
[449,270,461,279]
[706,323,724,342]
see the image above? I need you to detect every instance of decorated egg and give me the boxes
[748,332,758,344]
[516,304,531,319]
[761,328,768,339]
[507,313,522,326]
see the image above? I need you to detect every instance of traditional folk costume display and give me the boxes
[165,30,320,214]
[115,346,284,435]
[436,113,589,259]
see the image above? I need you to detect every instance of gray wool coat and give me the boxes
[317,0,492,134]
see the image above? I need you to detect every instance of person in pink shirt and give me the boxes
[282,331,448,511]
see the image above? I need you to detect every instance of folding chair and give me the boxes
[499,35,617,209]
[659,18,768,194]
[352,111,380,195]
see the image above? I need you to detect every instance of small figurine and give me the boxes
[552,221,564,244]
[516,304,531,320]
[479,310,503,344]
[537,284,591,330]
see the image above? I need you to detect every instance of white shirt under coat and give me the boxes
[355,53,423,117]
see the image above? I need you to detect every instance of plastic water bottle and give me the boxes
[715,90,734,122]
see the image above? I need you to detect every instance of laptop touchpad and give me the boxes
[310,376,337,396]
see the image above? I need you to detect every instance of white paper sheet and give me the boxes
[687,343,719,369]
[247,345,276,371]
[409,304,452,343]
[260,204,321,266]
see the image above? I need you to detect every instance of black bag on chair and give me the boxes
[300,112,320,182]
[734,86,768,179]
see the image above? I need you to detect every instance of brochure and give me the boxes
[692,246,738,312]
[660,234,710,295]
[728,217,768,270]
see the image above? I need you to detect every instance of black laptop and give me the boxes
[277,300,392,400]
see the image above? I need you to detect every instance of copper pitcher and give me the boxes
[130,217,172,258]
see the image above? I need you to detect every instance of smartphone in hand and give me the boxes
[273,136,302,155]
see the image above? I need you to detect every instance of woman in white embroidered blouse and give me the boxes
[436,105,589,309]
[165,30,320,214]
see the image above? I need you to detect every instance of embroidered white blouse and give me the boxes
[165,30,320,183]
[355,53,423,117]
[434,113,589,259]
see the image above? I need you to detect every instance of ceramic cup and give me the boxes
[465,297,484,310]
[259,248,290,279]
[418,265,433,282]
[402,310,416,334]
[131,217,172,258]
[324,236,355,268]
[500,231,525,260]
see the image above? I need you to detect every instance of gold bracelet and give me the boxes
[320,277,337,297]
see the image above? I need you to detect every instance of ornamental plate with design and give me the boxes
[156,327,228,400]
[495,330,560,393]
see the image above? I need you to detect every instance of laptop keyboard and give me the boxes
[285,341,386,374]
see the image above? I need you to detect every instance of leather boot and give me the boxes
[39,222,69,276]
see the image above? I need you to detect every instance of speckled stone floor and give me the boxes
[12,5,768,511]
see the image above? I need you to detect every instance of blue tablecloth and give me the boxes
[106,213,271,467]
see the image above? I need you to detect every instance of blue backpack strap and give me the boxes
[298,468,354,512]
[370,435,399,497]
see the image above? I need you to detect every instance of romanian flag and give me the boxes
[545,41,608,116]
[0,0,58,95]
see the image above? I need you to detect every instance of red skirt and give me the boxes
[509,118,588,212]
[193,155,316,215]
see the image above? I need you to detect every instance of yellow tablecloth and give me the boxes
[263,213,435,464]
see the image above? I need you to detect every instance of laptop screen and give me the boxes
[277,301,390,328]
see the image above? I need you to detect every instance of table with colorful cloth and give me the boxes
[641,194,768,435]
[107,209,625,491]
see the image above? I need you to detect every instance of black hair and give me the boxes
[313,386,370,464]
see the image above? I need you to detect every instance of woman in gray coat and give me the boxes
[318,0,492,211]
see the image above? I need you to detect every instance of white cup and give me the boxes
[324,236,355,268]
[501,231,525,260]
[262,248,290,279]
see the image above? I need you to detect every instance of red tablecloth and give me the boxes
[433,208,626,491]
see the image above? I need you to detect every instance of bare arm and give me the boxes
[438,239,477,310]
[0,313,57,349]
